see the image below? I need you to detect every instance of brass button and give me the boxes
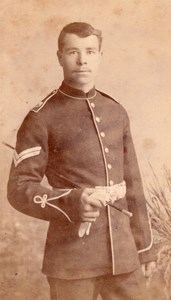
[91,102,95,108]
[108,164,112,169]
[104,147,109,153]
[109,180,114,186]
[96,117,100,123]
[100,132,105,137]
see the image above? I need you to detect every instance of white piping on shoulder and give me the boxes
[31,89,57,113]
[33,190,74,223]
[14,146,41,167]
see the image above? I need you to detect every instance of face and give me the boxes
[57,33,102,91]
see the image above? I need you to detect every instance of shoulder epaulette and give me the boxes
[31,89,58,113]
[96,89,119,104]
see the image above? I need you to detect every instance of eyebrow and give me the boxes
[65,47,98,51]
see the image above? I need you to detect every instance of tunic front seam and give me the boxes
[86,98,115,275]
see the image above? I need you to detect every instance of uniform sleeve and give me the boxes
[7,111,83,223]
[122,109,154,263]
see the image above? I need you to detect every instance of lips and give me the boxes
[73,70,91,73]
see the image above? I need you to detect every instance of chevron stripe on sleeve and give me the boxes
[13,146,41,167]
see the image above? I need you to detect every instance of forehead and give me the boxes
[62,33,100,50]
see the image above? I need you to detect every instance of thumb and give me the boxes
[83,188,96,196]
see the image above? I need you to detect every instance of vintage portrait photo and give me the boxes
[1,1,171,299]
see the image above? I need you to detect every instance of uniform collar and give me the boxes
[58,81,96,100]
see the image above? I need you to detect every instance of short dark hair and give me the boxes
[58,22,102,51]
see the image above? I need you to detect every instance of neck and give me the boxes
[64,79,94,93]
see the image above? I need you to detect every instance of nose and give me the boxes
[76,52,87,65]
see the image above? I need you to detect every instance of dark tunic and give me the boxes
[7,82,153,279]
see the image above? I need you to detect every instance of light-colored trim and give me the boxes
[59,89,97,100]
[86,100,109,181]
[14,146,41,159]
[138,211,153,253]
[107,205,115,273]
[32,89,57,113]
[14,146,41,167]
[33,190,74,223]
[86,99,115,275]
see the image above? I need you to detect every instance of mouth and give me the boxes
[73,70,91,73]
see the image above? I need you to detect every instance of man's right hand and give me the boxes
[79,188,105,223]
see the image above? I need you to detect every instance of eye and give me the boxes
[87,50,96,55]
[68,51,77,55]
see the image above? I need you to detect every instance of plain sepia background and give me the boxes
[1,1,171,299]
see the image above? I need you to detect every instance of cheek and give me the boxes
[63,57,76,69]
[89,54,101,65]
[91,59,101,72]
[62,62,73,73]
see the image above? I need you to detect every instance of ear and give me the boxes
[57,50,63,66]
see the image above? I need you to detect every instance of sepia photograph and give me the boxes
[1,1,171,299]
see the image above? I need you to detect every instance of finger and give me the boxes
[88,191,110,207]
[88,199,103,208]
[83,204,100,212]
[81,192,95,207]
[95,193,110,205]
[86,195,103,208]
[83,210,100,219]
[81,190,107,208]
[82,195,102,209]
[82,217,97,223]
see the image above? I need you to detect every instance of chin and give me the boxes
[66,76,93,88]
[75,76,92,84]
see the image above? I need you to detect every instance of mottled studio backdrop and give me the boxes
[1,1,171,299]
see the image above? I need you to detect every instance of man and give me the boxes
[7,22,155,300]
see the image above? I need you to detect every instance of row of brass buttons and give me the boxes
[90,101,114,187]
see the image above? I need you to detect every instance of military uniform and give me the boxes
[7,82,153,282]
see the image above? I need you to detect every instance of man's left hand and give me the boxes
[141,261,156,278]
